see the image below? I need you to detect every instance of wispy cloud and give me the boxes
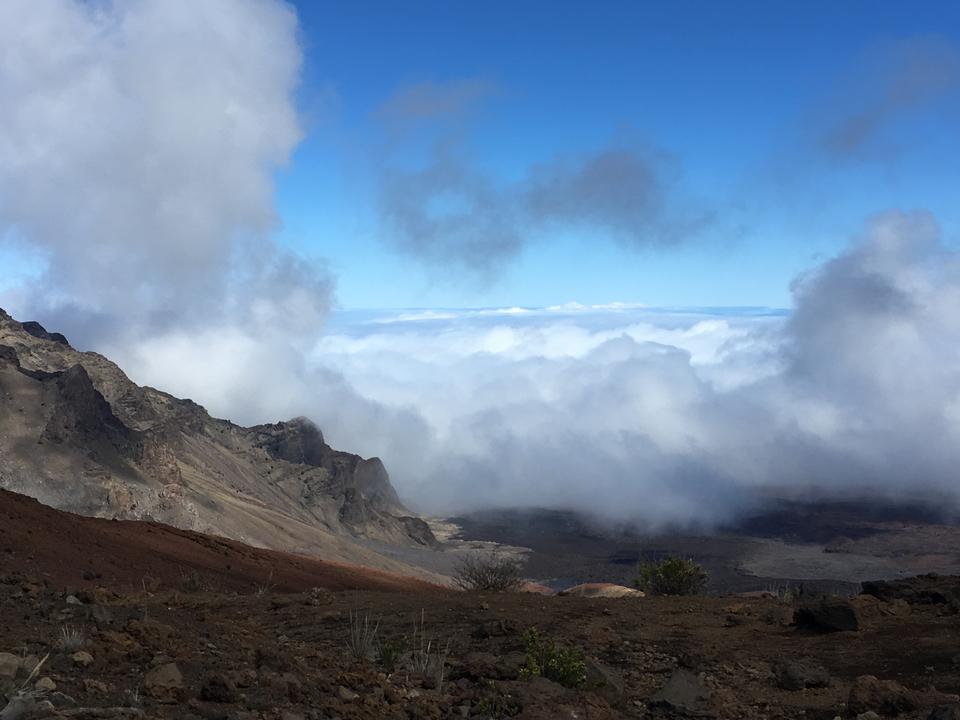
[373,79,713,280]
[817,35,960,160]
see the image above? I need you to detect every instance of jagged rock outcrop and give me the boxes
[0,307,436,573]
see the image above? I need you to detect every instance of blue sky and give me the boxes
[2,1,959,314]
[272,0,960,309]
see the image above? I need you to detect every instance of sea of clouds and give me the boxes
[2,1,960,529]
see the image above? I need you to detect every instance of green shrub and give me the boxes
[376,636,407,673]
[475,681,520,718]
[518,628,587,688]
[634,556,708,596]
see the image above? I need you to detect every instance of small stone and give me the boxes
[144,662,184,702]
[773,658,831,690]
[337,685,359,702]
[856,713,881,720]
[0,652,19,682]
[48,692,77,709]
[71,650,94,667]
[83,678,109,694]
[65,595,82,605]
[35,676,57,693]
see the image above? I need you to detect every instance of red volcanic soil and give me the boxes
[0,489,437,593]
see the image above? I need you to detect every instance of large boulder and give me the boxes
[794,597,860,632]
[650,669,713,716]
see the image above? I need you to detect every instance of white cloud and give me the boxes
[0,0,321,342]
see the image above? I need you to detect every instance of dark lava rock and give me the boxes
[794,597,860,632]
[585,660,625,707]
[20,320,69,345]
[772,658,831,690]
[650,669,712,716]
[929,705,960,720]
[848,675,918,716]
[861,574,960,607]
[0,345,19,366]
[200,673,238,703]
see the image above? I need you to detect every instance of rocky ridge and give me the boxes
[0,308,435,574]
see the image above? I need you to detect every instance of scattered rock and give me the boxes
[71,650,94,667]
[0,653,18,690]
[83,678,109,694]
[861,575,960,607]
[772,658,831,690]
[337,686,359,702]
[144,662,184,702]
[200,673,238,703]
[585,660,624,707]
[848,675,918,716]
[0,694,39,720]
[794,597,861,632]
[34,677,56,693]
[929,705,960,720]
[856,713,881,720]
[650,669,712,716]
[47,691,76,709]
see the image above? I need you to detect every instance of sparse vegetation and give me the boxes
[634,555,708,596]
[347,609,380,661]
[453,550,524,592]
[179,568,216,593]
[765,584,799,603]
[518,627,587,688]
[57,624,86,651]
[475,680,520,718]
[410,610,451,691]
[254,570,275,597]
[375,636,407,673]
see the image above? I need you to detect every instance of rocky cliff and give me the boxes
[0,307,436,572]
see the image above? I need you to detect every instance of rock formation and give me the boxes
[0,308,435,572]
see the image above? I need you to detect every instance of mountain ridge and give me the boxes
[0,307,437,576]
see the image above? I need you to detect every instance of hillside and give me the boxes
[0,308,436,576]
[0,488,438,594]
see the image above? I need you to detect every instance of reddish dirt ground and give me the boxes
[0,489,438,594]
[2,490,960,719]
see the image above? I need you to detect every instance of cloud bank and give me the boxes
[0,0,329,346]
[293,211,960,526]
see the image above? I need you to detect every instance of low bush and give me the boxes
[346,610,379,661]
[475,680,520,718]
[634,556,708,596]
[453,551,524,592]
[518,628,587,688]
[376,636,407,673]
